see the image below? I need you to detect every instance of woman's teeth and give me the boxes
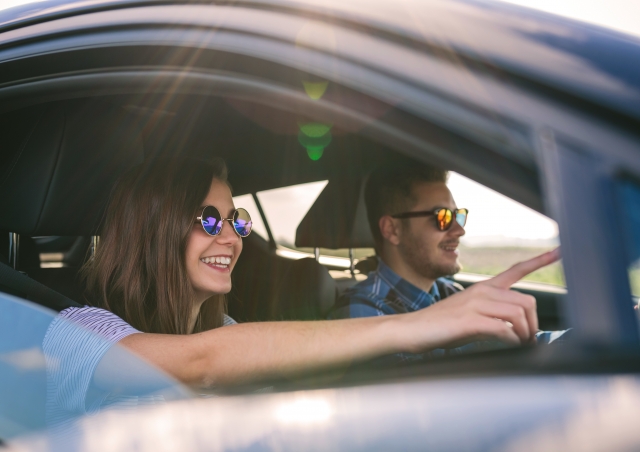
[201,256,231,266]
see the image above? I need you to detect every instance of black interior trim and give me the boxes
[0,260,81,312]
[0,69,543,217]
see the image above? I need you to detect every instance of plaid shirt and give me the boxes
[329,258,569,361]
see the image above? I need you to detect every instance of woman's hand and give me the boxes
[396,248,560,353]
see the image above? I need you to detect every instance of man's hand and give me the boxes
[399,248,561,353]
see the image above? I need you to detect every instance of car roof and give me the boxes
[2,0,640,123]
[1,0,639,238]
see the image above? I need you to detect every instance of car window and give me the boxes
[449,173,565,287]
[254,172,564,286]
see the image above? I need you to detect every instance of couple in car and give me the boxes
[45,157,560,416]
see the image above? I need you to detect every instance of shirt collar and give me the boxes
[376,258,441,310]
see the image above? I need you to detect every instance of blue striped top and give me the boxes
[43,306,236,429]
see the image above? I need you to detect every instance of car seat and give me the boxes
[0,100,146,310]
[229,234,338,322]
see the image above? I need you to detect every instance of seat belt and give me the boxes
[0,260,81,312]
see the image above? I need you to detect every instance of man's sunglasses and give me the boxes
[391,208,469,231]
[196,206,253,237]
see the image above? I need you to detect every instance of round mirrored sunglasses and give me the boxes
[195,205,253,237]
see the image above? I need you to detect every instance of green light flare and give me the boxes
[298,130,332,148]
[306,146,325,161]
[299,122,332,138]
[302,81,329,100]
[298,128,332,161]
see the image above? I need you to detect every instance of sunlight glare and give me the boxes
[498,0,640,39]
[275,397,333,425]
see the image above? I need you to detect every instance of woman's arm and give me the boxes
[118,316,399,386]
[114,249,558,387]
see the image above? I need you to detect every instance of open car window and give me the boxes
[449,173,564,287]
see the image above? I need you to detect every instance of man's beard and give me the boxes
[398,236,461,280]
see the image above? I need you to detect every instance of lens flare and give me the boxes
[305,146,325,161]
[299,122,332,137]
[302,81,329,100]
[298,126,332,161]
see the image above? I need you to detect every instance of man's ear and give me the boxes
[379,215,402,246]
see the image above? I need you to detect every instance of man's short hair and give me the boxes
[365,159,448,253]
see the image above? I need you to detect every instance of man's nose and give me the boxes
[449,218,466,237]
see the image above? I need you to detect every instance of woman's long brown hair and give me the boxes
[82,158,228,334]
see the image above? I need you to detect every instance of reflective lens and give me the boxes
[455,208,469,228]
[233,208,252,237]
[436,208,453,230]
[201,206,223,236]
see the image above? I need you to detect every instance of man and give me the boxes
[329,160,566,356]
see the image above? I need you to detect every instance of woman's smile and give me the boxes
[200,255,233,272]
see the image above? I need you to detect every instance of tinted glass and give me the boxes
[232,194,269,240]
[617,178,640,301]
[201,206,223,235]
[233,208,253,237]
[455,208,468,228]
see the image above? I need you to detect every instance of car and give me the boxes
[1,0,640,450]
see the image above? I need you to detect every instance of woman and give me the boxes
[45,157,557,400]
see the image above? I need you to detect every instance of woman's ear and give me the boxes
[379,215,402,246]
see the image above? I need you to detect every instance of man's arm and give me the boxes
[328,292,389,320]
[111,249,559,387]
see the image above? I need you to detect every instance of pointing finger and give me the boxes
[486,248,560,289]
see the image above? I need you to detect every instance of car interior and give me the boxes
[0,93,565,334]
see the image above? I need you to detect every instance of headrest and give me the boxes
[295,174,374,249]
[273,257,337,320]
[0,101,145,235]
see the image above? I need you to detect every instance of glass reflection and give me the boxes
[302,81,329,100]
[0,293,189,444]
